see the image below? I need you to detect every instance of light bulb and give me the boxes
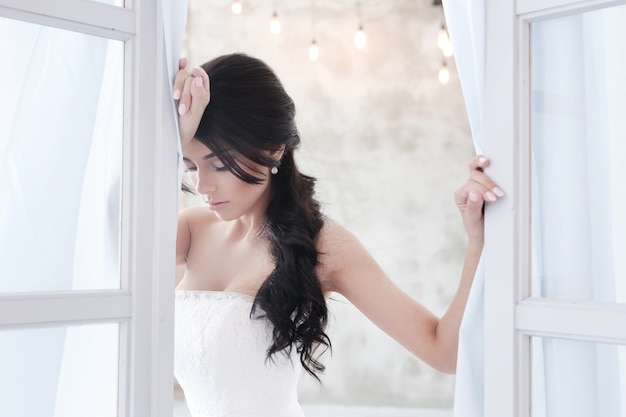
[438,62,450,84]
[231,0,242,15]
[442,42,454,57]
[270,12,281,34]
[437,24,449,49]
[309,40,319,62]
[354,25,366,50]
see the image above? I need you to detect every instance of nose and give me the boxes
[195,168,217,196]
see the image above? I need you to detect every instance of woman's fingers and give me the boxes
[455,155,504,242]
[466,155,504,202]
[173,62,211,145]
[178,76,194,115]
[172,58,190,101]
[188,66,211,116]
[465,189,485,218]
[468,155,490,172]
[455,155,504,208]
[177,67,210,116]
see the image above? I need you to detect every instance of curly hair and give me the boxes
[193,53,330,379]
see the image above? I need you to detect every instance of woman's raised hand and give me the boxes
[454,155,504,244]
[173,57,211,146]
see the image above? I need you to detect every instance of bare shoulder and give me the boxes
[316,218,374,292]
[317,218,358,252]
[179,205,218,228]
[176,205,218,265]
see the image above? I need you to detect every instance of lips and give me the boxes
[207,201,227,211]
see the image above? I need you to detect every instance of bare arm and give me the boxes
[173,58,211,146]
[173,60,210,265]
[321,156,502,373]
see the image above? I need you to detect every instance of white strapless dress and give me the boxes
[174,290,305,417]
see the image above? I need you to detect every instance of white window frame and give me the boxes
[0,1,179,416]
[482,0,626,416]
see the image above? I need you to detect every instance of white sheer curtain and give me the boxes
[441,2,486,416]
[0,18,115,293]
[530,7,626,416]
[0,0,187,415]
[0,17,117,416]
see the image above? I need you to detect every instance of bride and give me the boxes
[172,53,502,417]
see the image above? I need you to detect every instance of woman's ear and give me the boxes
[267,145,285,162]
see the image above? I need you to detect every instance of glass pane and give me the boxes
[0,323,120,417]
[0,17,124,292]
[530,5,626,302]
[531,336,626,417]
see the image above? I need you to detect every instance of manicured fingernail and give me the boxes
[492,187,504,197]
[485,191,496,202]
[173,89,181,99]
[194,76,203,87]
[469,192,479,202]
[478,156,488,164]
[178,103,187,115]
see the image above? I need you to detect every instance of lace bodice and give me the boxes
[174,290,304,417]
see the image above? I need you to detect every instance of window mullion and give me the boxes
[0,0,135,40]
[517,0,626,16]
[517,299,626,343]
[125,0,177,416]
[0,292,132,326]
[483,0,519,415]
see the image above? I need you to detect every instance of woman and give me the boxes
[172,53,502,417]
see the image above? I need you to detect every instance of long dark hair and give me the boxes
[194,53,330,380]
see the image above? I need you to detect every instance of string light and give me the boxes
[231,0,242,15]
[270,12,281,34]
[437,23,449,49]
[435,4,453,83]
[354,24,366,50]
[437,21,454,57]
[354,1,366,50]
[309,39,319,61]
[438,61,450,84]
[308,0,318,61]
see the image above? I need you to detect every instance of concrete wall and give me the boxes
[184,0,475,409]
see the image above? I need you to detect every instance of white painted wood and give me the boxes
[484,1,626,416]
[517,0,626,17]
[123,0,177,415]
[0,1,178,416]
[483,0,520,415]
[0,292,132,326]
[0,0,134,40]
[517,299,626,343]
[516,16,533,417]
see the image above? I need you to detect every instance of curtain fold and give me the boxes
[0,19,111,293]
[0,18,113,416]
[161,0,189,185]
[441,2,486,416]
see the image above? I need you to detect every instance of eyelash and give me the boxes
[184,165,228,173]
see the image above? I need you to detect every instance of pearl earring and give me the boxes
[271,166,279,175]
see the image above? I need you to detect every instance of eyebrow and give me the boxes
[182,153,216,163]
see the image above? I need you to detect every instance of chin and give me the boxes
[211,211,239,222]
